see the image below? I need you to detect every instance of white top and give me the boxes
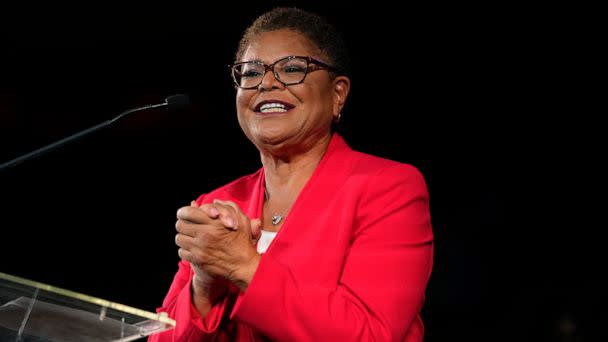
[257,230,278,254]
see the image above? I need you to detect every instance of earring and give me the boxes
[334,113,342,123]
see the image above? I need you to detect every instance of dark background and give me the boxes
[1,2,601,341]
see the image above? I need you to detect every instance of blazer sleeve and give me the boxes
[148,261,231,342]
[231,165,434,341]
[149,194,233,342]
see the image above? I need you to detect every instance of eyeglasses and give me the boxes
[229,56,337,89]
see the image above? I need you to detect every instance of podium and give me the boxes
[0,272,175,341]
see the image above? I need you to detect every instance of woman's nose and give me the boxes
[259,69,285,91]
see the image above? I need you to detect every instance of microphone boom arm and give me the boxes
[0,120,112,171]
[0,100,173,172]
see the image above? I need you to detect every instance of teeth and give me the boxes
[261,107,288,113]
[260,102,288,113]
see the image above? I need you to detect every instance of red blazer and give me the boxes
[150,134,434,341]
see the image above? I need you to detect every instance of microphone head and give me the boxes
[165,94,190,110]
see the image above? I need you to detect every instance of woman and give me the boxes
[151,7,433,342]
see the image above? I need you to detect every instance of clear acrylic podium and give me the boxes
[0,272,175,342]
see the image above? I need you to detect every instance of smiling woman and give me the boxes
[234,29,349,156]
[150,7,433,342]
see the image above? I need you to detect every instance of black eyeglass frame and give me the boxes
[229,55,338,89]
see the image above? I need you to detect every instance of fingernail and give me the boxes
[209,207,219,217]
[225,217,237,230]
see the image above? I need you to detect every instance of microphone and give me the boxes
[0,94,190,172]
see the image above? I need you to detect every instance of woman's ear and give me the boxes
[332,76,351,120]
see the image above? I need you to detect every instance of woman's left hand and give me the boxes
[175,199,261,292]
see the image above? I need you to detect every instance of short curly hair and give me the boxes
[235,7,350,76]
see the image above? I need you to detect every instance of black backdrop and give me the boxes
[1,2,602,341]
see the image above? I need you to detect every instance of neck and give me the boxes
[260,133,333,231]
[261,133,331,197]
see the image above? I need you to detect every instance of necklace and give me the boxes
[265,188,290,226]
[271,214,284,225]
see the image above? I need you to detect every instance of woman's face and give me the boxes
[236,29,349,154]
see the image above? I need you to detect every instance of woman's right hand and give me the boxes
[176,200,262,315]
[181,201,226,314]
[187,201,224,307]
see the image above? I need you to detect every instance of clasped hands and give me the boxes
[175,199,262,293]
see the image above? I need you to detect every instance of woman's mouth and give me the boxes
[254,100,295,114]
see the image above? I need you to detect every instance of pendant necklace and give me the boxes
[265,189,289,226]
[271,214,284,226]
